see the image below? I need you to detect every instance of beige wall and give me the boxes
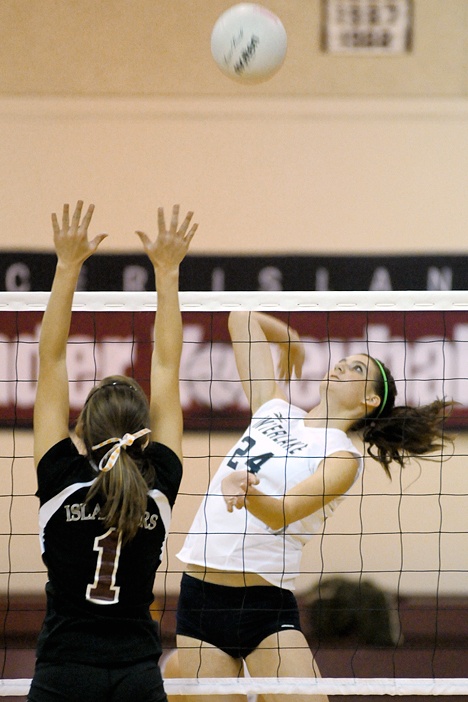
[0,1,467,98]
[2,428,467,597]
[2,97,468,255]
[1,1,468,598]
[0,1,467,254]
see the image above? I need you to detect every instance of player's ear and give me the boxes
[364,393,380,412]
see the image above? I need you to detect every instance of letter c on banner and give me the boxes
[5,263,31,291]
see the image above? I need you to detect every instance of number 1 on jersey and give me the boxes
[86,528,122,605]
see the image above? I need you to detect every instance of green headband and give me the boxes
[373,358,389,418]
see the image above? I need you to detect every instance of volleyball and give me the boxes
[211,3,287,84]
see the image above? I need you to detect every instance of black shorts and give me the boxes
[176,572,302,659]
[27,659,167,702]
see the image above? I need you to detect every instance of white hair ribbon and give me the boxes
[91,427,151,473]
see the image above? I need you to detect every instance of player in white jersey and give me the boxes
[175,310,452,702]
[178,397,362,591]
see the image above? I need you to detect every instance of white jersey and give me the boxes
[177,399,363,590]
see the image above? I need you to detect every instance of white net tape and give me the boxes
[0,289,468,311]
[1,676,468,696]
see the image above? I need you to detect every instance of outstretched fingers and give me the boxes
[157,206,167,235]
[89,233,108,251]
[139,204,197,263]
[180,211,198,243]
[162,204,198,241]
[71,200,84,231]
[169,203,180,234]
[62,202,70,232]
[135,230,151,248]
[52,201,95,236]
[51,200,105,263]
[51,212,60,237]
[80,202,95,233]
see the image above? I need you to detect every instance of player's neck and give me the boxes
[305,402,357,431]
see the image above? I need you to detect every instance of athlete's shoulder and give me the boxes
[145,441,183,504]
[37,437,93,505]
[252,397,307,420]
[37,436,78,467]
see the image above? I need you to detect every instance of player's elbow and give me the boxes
[266,509,291,531]
[269,517,287,531]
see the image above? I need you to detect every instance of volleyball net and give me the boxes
[1,290,468,697]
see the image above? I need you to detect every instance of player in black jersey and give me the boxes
[28,201,197,702]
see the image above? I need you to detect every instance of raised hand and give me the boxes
[136,204,198,270]
[51,200,107,267]
[277,335,305,382]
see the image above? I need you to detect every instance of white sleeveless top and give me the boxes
[177,398,363,590]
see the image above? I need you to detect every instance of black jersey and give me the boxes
[35,437,182,665]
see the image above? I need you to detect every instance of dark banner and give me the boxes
[1,309,466,430]
[0,252,464,292]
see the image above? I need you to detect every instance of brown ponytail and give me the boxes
[360,400,453,478]
[353,359,454,478]
[76,376,154,544]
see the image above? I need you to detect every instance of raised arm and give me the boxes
[33,201,107,467]
[136,205,197,462]
[228,311,305,414]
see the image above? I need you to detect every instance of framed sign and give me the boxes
[322,0,413,54]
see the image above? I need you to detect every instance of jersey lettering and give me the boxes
[86,528,122,605]
[252,413,308,453]
[227,436,273,474]
[141,511,158,530]
[65,502,102,522]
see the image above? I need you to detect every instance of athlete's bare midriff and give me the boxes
[185,564,273,587]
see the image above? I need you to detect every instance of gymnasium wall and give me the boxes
[2,96,468,255]
[0,0,467,255]
[1,1,467,598]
